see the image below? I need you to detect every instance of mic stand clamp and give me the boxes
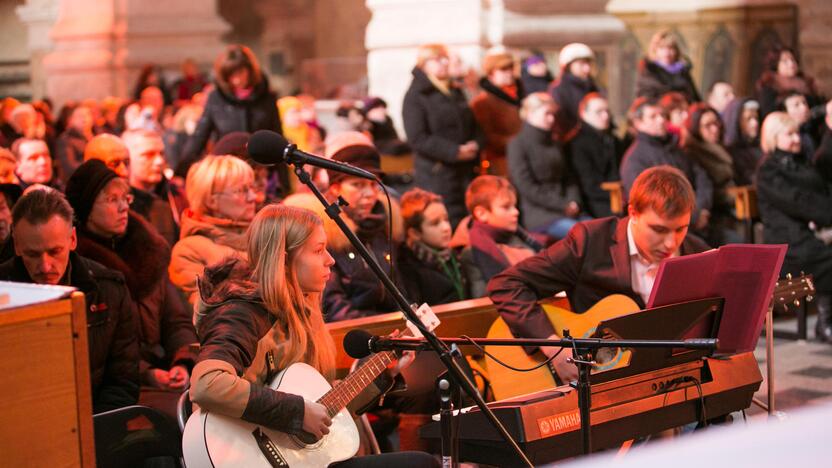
[563,329,596,455]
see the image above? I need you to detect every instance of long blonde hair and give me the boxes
[247,204,336,379]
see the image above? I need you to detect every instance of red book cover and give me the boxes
[647,244,787,354]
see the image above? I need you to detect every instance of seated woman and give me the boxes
[169,155,255,306]
[284,143,404,322]
[65,159,197,420]
[507,93,585,240]
[682,103,740,246]
[756,112,832,342]
[398,188,469,306]
[722,98,762,186]
[189,204,437,467]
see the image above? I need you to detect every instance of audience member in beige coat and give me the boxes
[169,155,255,307]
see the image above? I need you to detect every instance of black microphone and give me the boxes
[247,130,377,180]
[343,329,375,359]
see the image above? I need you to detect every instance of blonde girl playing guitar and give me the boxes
[188,204,438,467]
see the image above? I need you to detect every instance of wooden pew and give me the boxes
[601,181,624,216]
[326,295,570,378]
[728,185,759,243]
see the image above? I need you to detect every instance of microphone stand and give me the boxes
[288,159,535,467]
[369,334,718,458]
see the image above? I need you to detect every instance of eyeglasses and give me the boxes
[101,193,134,206]
[216,185,255,198]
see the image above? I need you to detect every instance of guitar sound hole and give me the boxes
[293,431,323,448]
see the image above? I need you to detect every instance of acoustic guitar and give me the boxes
[485,294,640,400]
[183,311,439,468]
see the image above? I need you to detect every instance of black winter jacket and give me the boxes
[567,123,624,218]
[75,212,197,378]
[507,123,580,231]
[635,58,701,102]
[756,149,832,292]
[398,243,468,307]
[0,252,140,413]
[620,132,713,218]
[178,76,281,177]
[402,67,481,227]
[549,71,600,140]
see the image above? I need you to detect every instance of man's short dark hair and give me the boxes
[629,165,695,218]
[776,91,806,112]
[12,188,74,228]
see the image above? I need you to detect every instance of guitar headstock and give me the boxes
[773,272,816,311]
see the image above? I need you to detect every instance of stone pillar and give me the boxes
[365,0,489,132]
[607,0,798,103]
[15,0,60,100]
[42,0,229,107]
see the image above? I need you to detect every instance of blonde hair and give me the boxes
[760,111,797,154]
[248,205,336,380]
[648,29,680,62]
[416,43,449,68]
[185,155,254,216]
[520,92,555,120]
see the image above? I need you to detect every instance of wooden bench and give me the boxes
[601,181,624,216]
[728,185,759,243]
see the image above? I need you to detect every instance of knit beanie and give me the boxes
[65,159,119,226]
[328,145,382,186]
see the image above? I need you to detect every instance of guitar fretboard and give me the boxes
[318,350,395,417]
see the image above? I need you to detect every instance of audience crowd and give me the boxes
[3,31,832,455]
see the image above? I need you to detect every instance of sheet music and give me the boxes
[0,280,76,310]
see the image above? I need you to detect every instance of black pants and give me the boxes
[332,451,439,468]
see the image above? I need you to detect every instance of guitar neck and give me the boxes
[318,350,396,417]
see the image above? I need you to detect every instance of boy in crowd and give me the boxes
[462,175,545,297]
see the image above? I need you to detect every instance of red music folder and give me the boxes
[647,244,787,354]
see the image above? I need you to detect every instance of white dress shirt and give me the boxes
[627,218,677,305]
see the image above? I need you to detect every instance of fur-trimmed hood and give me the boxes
[75,211,170,300]
[194,256,263,326]
[282,191,403,252]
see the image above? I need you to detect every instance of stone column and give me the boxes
[15,0,60,100]
[42,0,229,107]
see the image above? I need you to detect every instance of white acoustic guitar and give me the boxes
[183,306,440,467]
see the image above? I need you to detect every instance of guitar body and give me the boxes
[182,362,359,468]
[485,295,641,400]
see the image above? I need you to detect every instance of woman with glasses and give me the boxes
[169,155,257,307]
[65,159,197,422]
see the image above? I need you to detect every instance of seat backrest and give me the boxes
[93,405,183,468]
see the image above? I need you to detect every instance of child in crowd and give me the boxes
[462,175,545,297]
[398,188,469,306]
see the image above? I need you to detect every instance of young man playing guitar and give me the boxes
[488,165,709,382]
[187,204,437,467]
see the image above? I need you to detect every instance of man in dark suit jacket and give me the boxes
[488,166,709,381]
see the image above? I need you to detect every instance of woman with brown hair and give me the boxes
[755,46,823,121]
[189,204,437,467]
[178,45,282,179]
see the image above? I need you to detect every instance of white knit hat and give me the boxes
[558,43,595,69]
